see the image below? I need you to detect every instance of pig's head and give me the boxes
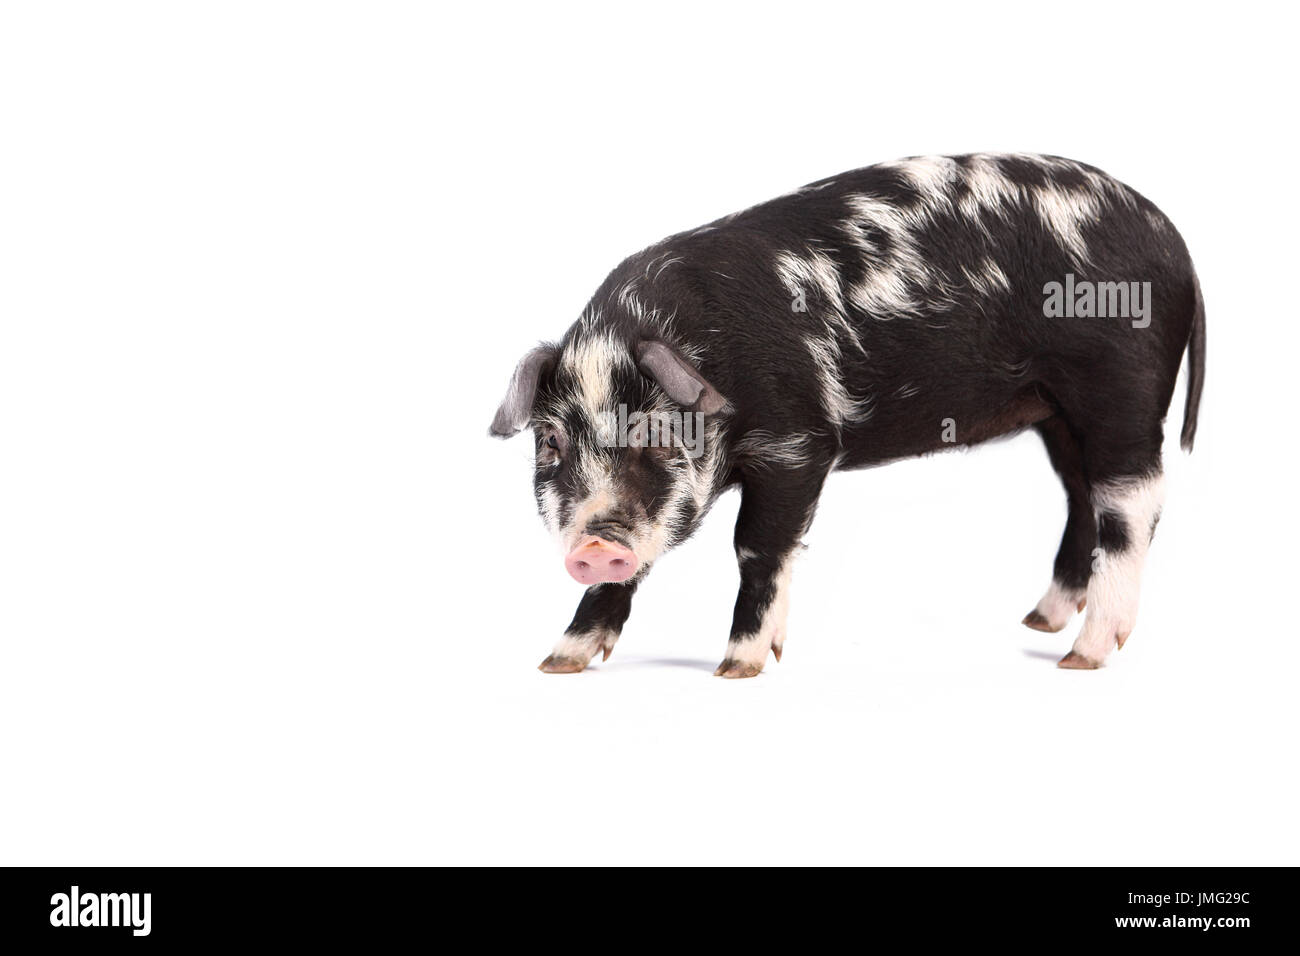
[490,330,728,584]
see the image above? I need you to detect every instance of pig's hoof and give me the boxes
[713,659,762,679]
[1057,650,1101,670]
[1021,609,1063,633]
[538,654,587,674]
[1115,630,1131,650]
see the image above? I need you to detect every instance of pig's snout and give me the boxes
[565,536,638,585]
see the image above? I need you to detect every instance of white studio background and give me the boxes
[1,2,1296,866]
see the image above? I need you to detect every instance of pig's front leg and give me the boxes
[538,581,638,674]
[715,470,827,679]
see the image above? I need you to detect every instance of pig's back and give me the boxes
[587,154,1196,461]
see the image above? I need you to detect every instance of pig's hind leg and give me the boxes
[1023,415,1095,632]
[1057,419,1167,669]
[538,581,638,674]
[715,464,831,679]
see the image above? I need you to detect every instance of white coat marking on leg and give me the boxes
[550,623,619,667]
[1034,579,1087,631]
[725,550,797,668]
[1070,473,1166,663]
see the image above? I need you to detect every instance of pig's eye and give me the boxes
[537,431,563,467]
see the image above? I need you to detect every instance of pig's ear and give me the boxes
[635,340,728,415]
[489,344,558,438]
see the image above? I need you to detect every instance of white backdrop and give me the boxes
[2,1,1296,865]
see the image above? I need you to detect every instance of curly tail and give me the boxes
[1180,273,1206,452]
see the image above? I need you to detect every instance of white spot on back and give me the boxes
[842,194,953,318]
[773,247,865,353]
[775,248,846,317]
[961,256,1012,297]
[958,154,1021,223]
[883,155,961,197]
[1032,181,1099,267]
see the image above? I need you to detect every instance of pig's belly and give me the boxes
[836,384,1056,469]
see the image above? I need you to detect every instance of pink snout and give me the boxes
[565,536,638,585]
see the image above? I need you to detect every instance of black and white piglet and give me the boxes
[491,154,1204,677]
